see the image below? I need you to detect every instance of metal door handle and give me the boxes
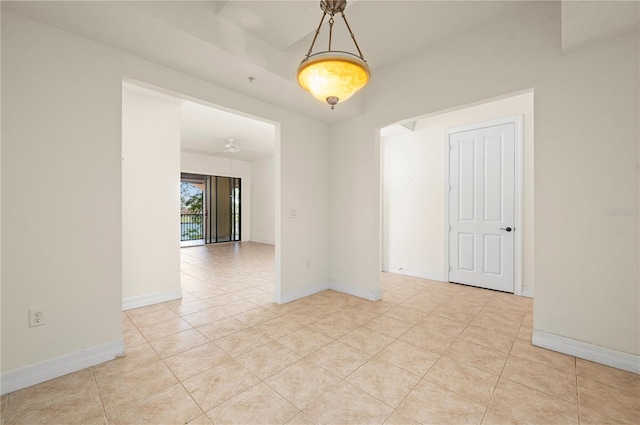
[499,227,513,232]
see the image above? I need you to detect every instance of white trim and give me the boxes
[122,289,182,311]
[250,239,275,246]
[275,280,382,304]
[277,281,330,304]
[520,286,534,298]
[444,115,525,296]
[532,330,640,374]
[1,339,125,395]
[329,280,382,301]
[443,127,451,284]
[381,265,445,282]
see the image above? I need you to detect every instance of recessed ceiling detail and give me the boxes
[180,101,275,161]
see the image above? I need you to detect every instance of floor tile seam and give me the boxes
[427,308,479,330]
[395,337,444,359]
[136,319,196,342]
[198,321,251,342]
[260,368,333,412]
[202,380,288,419]
[478,382,495,425]
[335,378,398,415]
[499,375,579,406]
[495,326,518,377]
[1,395,8,423]
[150,329,212,360]
[338,326,397,356]
[274,326,338,356]
[576,367,583,425]
[460,318,520,343]
[344,347,383,372]
[348,362,432,417]
[122,303,178,322]
[89,366,110,424]
[370,353,429,381]
[473,299,519,325]
[378,312,423,327]
[478,323,520,425]
[174,380,209,422]
[183,364,263,414]
[213,338,275,358]
[361,322,413,340]
[575,373,640,396]
[507,351,578,376]
[432,296,490,339]
[183,311,235,330]
[437,352,503,379]
[182,300,219,314]
[420,371,494,410]
[502,370,578,405]
[99,377,179,422]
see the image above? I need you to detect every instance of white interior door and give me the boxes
[448,122,515,292]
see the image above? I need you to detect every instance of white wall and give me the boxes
[381,127,446,282]
[381,93,534,293]
[251,156,276,245]
[181,151,252,242]
[330,2,639,359]
[1,11,123,384]
[1,10,330,389]
[122,85,182,308]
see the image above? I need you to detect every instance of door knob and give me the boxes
[499,227,512,232]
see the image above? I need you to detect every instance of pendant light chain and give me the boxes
[328,17,335,51]
[305,12,327,59]
[304,6,365,62]
[341,12,365,61]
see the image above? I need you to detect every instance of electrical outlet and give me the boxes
[29,309,45,327]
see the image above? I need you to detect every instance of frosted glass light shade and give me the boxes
[297,51,370,108]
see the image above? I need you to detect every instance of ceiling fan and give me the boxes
[223,138,241,154]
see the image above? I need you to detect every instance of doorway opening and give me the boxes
[180,172,242,247]
[122,79,279,311]
[380,90,533,297]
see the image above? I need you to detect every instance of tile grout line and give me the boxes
[477,301,525,425]
[89,365,110,424]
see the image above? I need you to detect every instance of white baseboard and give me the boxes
[122,289,182,311]
[249,239,275,245]
[1,339,125,395]
[329,280,382,301]
[277,281,330,304]
[532,330,640,374]
[381,265,445,282]
[276,280,382,304]
[520,286,534,298]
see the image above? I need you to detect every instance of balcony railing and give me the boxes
[181,213,203,241]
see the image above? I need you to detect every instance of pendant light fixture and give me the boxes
[296,0,370,110]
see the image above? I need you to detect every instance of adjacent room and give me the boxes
[1,1,638,424]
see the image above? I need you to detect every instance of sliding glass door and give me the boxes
[204,175,241,244]
[181,173,241,245]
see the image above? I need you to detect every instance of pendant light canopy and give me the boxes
[296,0,370,109]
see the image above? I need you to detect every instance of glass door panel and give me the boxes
[216,177,232,242]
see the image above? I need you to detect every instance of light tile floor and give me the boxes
[2,242,639,424]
